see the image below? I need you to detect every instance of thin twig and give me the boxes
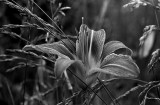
[97,78,120,105]
[31,0,63,35]
[57,90,82,105]
[50,0,54,25]
[29,0,76,52]
[1,30,31,44]
[103,78,148,84]
[5,79,15,105]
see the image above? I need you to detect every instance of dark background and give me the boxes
[0,0,160,105]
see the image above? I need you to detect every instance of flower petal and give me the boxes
[77,24,106,66]
[54,57,75,78]
[76,24,90,64]
[101,41,132,60]
[70,60,97,88]
[55,58,86,78]
[55,58,87,88]
[55,57,97,89]
[23,43,75,59]
[88,53,140,78]
[88,28,106,64]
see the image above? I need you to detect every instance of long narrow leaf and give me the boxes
[23,43,74,59]
[6,49,54,63]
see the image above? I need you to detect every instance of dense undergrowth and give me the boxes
[0,0,160,105]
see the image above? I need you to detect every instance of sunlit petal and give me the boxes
[76,24,90,64]
[88,29,106,66]
[77,24,106,67]
[88,53,139,78]
[101,41,132,60]
[54,57,75,78]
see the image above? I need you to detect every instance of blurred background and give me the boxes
[0,0,160,105]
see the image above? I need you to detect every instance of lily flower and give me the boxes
[23,24,140,88]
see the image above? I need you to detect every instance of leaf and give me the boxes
[23,43,75,59]
[101,41,132,60]
[89,53,140,78]
[139,25,160,58]
[2,23,43,30]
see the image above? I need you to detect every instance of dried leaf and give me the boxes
[139,25,160,58]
